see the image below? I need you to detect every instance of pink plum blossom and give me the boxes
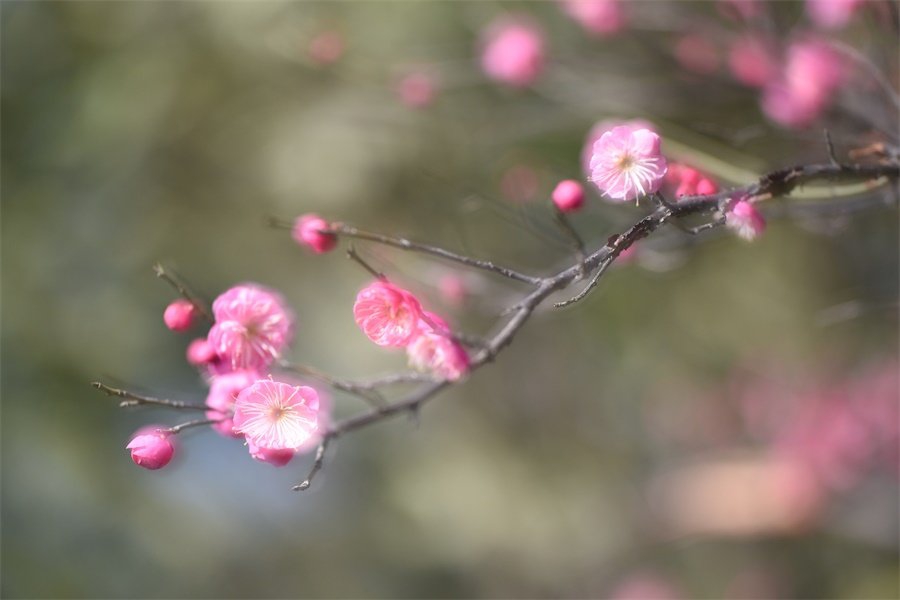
[725,199,766,240]
[126,426,175,470]
[438,274,468,308]
[590,126,667,202]
[397,71,438,109]
[480,17,545,87]
[806,0,863,29]
[292,214,337,254]
[205,370,259,438]
[233,379,321,452]
[581,119,656,178]
[407,312,470,381]
[186,338,218,366]
[558,0,626,36]
[353,280,424,347]
[551,179,585,212]
[664,163,719,198]
[207,284,294,372]
[247,441,296,467]
[728,34,778,88]
[761,38,845,128]
[164,299,196,332]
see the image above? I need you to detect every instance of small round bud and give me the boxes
[164,299,196,332]
[126,427,175,470]
[292,214,338,254]
[551,180,585,213]
[186,338,217,366]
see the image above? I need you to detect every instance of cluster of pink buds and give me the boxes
[127,283,325,470]
[664,163,719,198]
[354,280,470,381]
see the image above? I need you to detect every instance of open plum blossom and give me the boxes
[207,284,294,372]
[233,379,321,458]
[353,280,424,347]
[205,370,259,438]
[590,126,667,203]
[126,426,175,470]
[480,17,545,87]
[581,119,656,178]
[725,198,766,240]
[407,312,469,381]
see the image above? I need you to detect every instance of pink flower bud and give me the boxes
[292,214,337,254]
[164,299,196,332]
[480,17,545,87]
[186,338,217,366]
[552,180,586,213]
[725,199,766,241]
[126,427,175,470]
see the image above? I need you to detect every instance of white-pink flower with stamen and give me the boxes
[590,126,667,203]
[353,280,424,347]
[232,379,321,452]
[558,0,626,36]
[480,17,545,88]
[205,370,259,438]
[407,312,469,382]
[725,199,766,241]
[581,119,656,178]
[207,284,294,372]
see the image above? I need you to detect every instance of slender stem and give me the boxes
[293,439,330,491]
[329,223,541,285]
[153,263,213,322]
[92,381,209,410]
[165,418,221,435]
[346,245,385,280]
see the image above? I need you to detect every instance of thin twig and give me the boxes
[92,381,208,410]
[153,263,213,322]
[165,418,221,435]
[346,245,385,280]
[293,438,330,491]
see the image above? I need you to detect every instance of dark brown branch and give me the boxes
[293,439,330,491]
[92,381,208,410]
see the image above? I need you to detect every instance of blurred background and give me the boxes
[2,1,898,598]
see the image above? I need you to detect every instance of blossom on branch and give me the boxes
[407,312,470,381]
[725,199,766,241]
[292,214,337,254]
[126,427,175,470]
[589,126,667,203]
[353,280,424,347]
[207,284,294,372]
[205,370,259,438]
[232,379,321,452]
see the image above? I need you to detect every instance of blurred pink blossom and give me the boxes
[500,164,540,203]
[208,284,294,372]
[717,0,766,21]
[558,0,626,36]
[186,338,218,367]
[292,214,337,254]
[806,0,863,29]
[407,313,469,381]
[674,33,720,75]
[480,17,545,87]
[609,571,681,600]
[589,126,667,202]
[205,370,259,438]
[728,34,779,88]
[397,71,438,109]
[308,30,344,66]
[664,163,719,198]
[247,441,296,467]
[354,280,424,347]
[725,199,766,240]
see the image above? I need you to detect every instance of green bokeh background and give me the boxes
[2,2,897,598]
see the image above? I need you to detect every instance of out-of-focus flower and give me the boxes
[725,198,766,240]
[664,163,719,198]
[717,0,765,21]
[806,0,863,29]
[186,338,218,367]
[164,299,196,332]
[590,126,667,202]
[205,370,259,438]
[397,70,438,109]
[292,214,337,254]
[354,280,424,347]
[308,30,344,66]
[609,571,682,600]
[233,379,321,452]
[552,179,586,212]
[728,34,779,88]
[761,38,845,128]
[407,312,469,381]
[558,0,626,36]
[207,284,294,372]
[674,33,720,75]
[247,441,296,467]
[126,427,175,470]
[480,17,545,87]
[500,164,541,203]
